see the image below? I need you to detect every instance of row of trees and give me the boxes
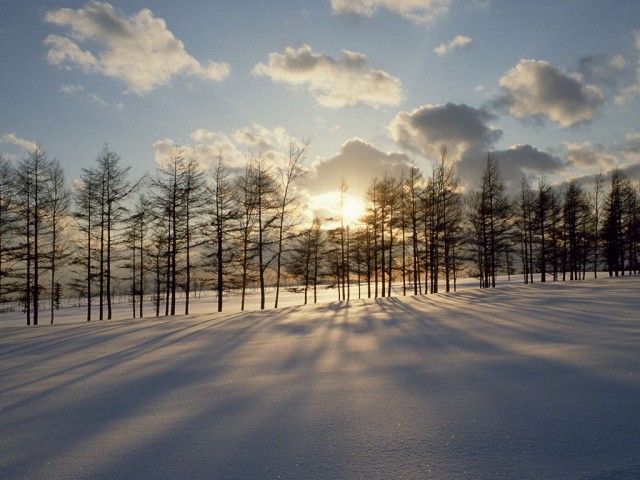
[0,142,638,325]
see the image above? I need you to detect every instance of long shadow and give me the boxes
[2,277,639,479]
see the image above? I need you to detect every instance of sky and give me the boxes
[2,0,640,218]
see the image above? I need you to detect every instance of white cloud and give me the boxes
[497,59,605,127]
[252,44,404,109]
[434,35,473,56]
[44,1,230,94]
[59,84,85,94]
[59,82,120,108]
[330,0,452,25]
[0,133,38,152]
[153,125,303,171]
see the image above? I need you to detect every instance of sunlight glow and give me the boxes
[342,195,367,225]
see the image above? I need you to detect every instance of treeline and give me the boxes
[0,142,638,325]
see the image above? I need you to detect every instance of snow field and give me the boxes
[1,276,639,479]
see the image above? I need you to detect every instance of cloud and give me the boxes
[497,59,605,127]
[578,53,628,89]
[488,144,564,188]
[59,84,85,94]
[621,131,640,163]
[615,30,640,104]
[307,138,411,198]
[44,1,230,94]
[59,83,116,107]
[330,0,452,25]
[252,44,404,109]
[0,133,38,152]
[564,142,618,169]
[389,102,501,164]
[388,102,567,189]
[153,125,303,171]
[434,35,473,56]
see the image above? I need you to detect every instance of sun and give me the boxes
[342,195,367,225]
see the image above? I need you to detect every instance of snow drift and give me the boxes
[1,276,639,479]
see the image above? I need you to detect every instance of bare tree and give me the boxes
[46,159,71,324]
[207,154,237,312]
[235,160,258,311]
[181,153,206,315]
[73,167,99,321]
[15,145,52,325]
[432,146,462,292]
[0,156,18,305]
[124,193,150,318]
[150,146,188,316]
[592,170,604,278]
[405,164,424,295]
[288,216,324,305]
[95,145,134,319]
[251,155,278,310]
[472,154,512,288]
[365,179,380,297]
[274,139,308,308]
[339,178,350,300]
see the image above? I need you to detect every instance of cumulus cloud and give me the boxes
[330,0,451,25]
[434,35,473,56]
[44,1,230,94]
[389,102,501,164]
[153,125,303,171]
[0,133,38,152]
[564,142,618,169]
[388,102,567,188]
[252,44,404,109]
[488,145,564,188]
[307,138,411,199]
[497,59,605,127]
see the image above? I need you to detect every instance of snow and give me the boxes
[1,276,639,479]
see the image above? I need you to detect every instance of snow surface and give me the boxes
[1,276,639,479]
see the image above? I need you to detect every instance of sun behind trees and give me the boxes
[0,142,638,324]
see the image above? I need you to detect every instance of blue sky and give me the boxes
[2,0,640,209]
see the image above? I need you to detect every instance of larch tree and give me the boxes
[562,179,590,281]
[235,159,258,311]
[339,178,350,300]
[475,154,512,288]
[0,156,18,305]
[15,145,52,326]
[181,153,206,315]
[405,164,424,295]
[250,154,278,310]
[95,145,134,320]
[432,146,462,293]
[208,154,237,313]
[591,170,604,278]
[46,159,71,324]
[150,146,187,316]
[73,167,99,321]
[273,139,308,309]
[518,174,536,284]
